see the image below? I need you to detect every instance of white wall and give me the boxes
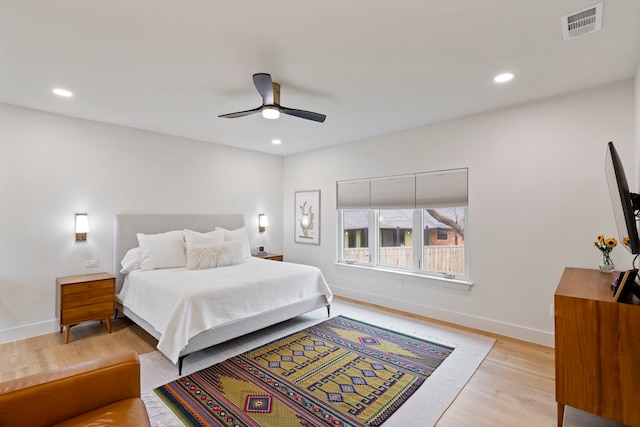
[283,80,636,346]
[0,103,284,343]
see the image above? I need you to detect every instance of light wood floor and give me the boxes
[0,298,625,427]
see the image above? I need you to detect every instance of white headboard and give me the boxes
[113,213,245,293]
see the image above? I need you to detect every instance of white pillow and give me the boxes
[120,247,142,274]
[137,230,186,270]
[184,229,224,250]
[186,241,245,270]
[215,226,252,259]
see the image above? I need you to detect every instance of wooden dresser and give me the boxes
[56,272,115,343]
[554,267,640,427]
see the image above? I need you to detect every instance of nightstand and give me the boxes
[56,272,115,344]
[252,252,284,261]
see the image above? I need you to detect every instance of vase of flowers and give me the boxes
[594,234,617,273]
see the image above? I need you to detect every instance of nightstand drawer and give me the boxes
[62,301,114,324]
[61,280,114,309]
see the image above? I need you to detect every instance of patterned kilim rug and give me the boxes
[152,316,454,427]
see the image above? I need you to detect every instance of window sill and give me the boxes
[333,262,473,291]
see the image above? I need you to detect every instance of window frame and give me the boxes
[337,207,469,282]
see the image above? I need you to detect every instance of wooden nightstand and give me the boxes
[56,272,115,344]
[252,253,283,261]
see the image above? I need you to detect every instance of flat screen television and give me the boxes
[604,141,640,255]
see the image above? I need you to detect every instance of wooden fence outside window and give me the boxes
[343,245,464,274]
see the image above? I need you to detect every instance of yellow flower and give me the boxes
[594,234,617,254]
[623,237,630,247]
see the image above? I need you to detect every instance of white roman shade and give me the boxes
[416,169,468,208]
[370,176,416,208]
[337,168,467,210]
[336,180,371,209]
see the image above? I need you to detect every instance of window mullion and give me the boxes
[369,210,377,266]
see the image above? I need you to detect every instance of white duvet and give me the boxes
[117,257,333,363]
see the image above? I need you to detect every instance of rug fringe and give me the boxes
[142,390,184,427]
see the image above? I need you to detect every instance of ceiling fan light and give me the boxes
[262,107,280,120]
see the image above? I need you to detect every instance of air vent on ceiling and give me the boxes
[562,2,603,40]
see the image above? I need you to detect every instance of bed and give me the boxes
[113,214,332,374]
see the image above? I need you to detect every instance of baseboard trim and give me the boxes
[331,286,554,347]
[0,319,57,344]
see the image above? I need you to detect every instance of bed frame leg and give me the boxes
[178,355,186,376]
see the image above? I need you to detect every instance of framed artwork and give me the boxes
[295,190,320,244]
[613,269,638,302]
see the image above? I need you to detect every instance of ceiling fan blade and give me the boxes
[253,73,274,105]
[218,106,262,119]
[280,106,326,123]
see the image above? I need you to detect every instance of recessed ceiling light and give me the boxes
[494,73,514,83]
[271,139,282,145]
[53,88,73,97]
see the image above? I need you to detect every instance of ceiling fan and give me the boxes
[218,73,326,123]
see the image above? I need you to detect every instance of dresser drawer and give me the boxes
[62,301,115,324]
[61,280,114,309]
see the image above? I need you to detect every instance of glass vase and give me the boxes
[599,252,615,273]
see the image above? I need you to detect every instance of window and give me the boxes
[342,210,369,262]
[378,209,413,269]
[337,169,468,280]
[422,208,465,275]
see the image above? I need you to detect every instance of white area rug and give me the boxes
[140,299,495,427]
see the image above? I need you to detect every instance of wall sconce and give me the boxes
[258,214,268,233]
[75,213,89,241]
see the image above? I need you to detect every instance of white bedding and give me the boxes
[117,257,333,363]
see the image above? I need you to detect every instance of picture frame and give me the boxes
[613,269,638,302]
[294,190,320,245]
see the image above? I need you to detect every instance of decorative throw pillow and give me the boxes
[186,241,245,270]
[215,226,252,259]
[184,229,224,250]
[137,230,187,270]
[120,247,142,274]
[215,241,246,267]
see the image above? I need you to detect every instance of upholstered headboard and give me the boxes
[113,213,245,293]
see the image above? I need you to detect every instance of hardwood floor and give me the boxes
[0,318,157,381]
[0,298,625,427]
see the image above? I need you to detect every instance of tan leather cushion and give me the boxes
[0,352,148,427]
[52,398,151,427]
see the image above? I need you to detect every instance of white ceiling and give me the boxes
[1,1,639,156]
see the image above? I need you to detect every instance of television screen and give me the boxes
[605,141,640,254]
